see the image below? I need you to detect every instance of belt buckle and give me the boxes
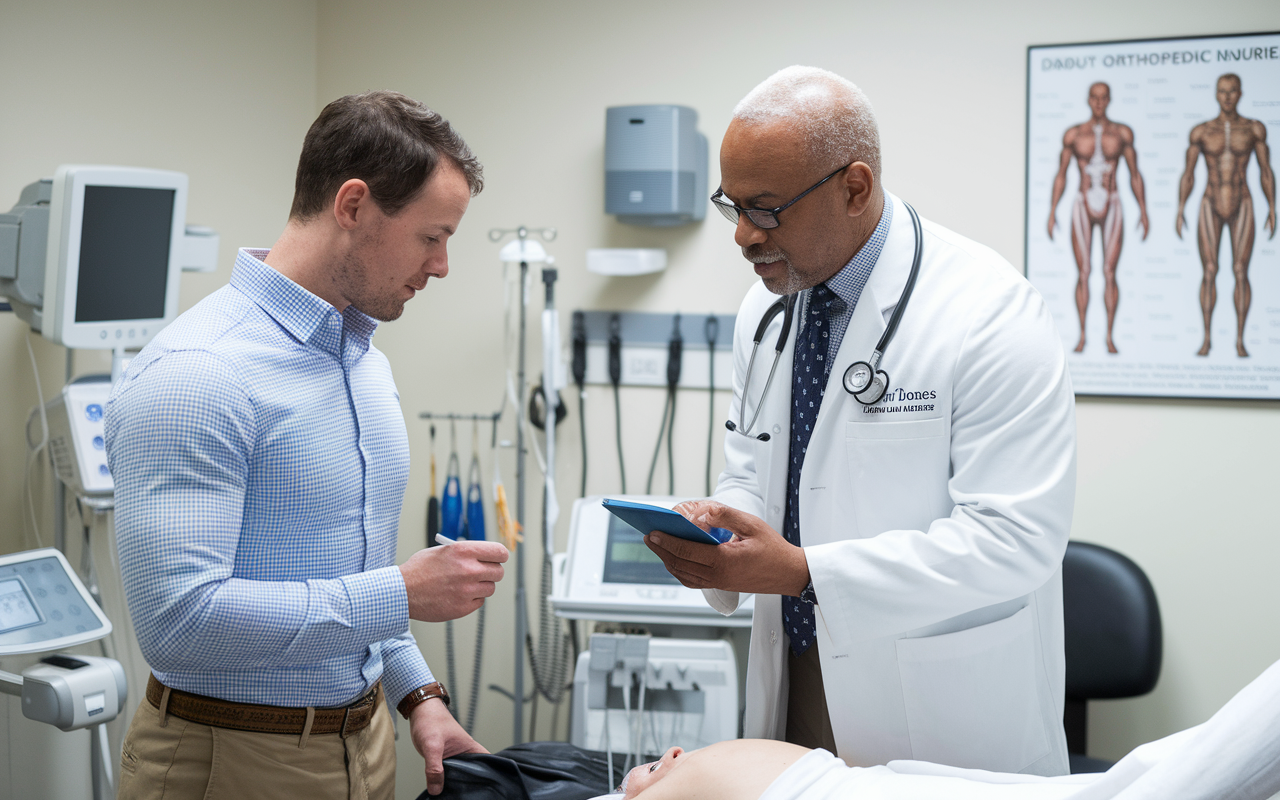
[340,683,377,738]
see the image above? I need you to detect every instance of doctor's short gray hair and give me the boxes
[733,66,881,182]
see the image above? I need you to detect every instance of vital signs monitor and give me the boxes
[552,496,753,627]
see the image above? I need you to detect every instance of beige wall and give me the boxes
[3,1,1279,797]
[317,0,1280,777]
[0,0,318,551]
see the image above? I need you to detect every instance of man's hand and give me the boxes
[644,501,808,596]
[399,541,508,622]
[409,698,487,796]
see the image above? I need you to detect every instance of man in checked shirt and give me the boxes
[105,91,507,799]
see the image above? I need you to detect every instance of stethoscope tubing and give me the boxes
[872,201,923,358]
[736,293,796,439]
[730,201,923,432]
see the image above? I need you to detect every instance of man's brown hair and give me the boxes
[289,91,483,221]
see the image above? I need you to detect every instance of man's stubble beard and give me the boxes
[743,244,806,295]
[336,237,407,323]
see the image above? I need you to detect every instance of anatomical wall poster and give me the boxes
[1026,31,1280,399]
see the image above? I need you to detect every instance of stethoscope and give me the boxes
[726,202,923,442]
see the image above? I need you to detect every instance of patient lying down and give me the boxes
[598,657,1280,800]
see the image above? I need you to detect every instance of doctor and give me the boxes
[645,66,1076,776]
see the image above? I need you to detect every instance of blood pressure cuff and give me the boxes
[426,742,630,800]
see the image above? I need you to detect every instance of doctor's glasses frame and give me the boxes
[710,162,852,229]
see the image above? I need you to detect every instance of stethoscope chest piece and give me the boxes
[843,361,889,405]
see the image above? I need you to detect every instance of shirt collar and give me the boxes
[824,196,894,313]
[230,248,379,359]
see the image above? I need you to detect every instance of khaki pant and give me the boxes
[117,692,396,800]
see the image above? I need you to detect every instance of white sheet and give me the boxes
[760,657,1280,800]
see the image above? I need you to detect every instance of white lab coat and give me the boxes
[708,193,1076,776]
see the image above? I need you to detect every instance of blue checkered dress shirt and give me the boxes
[105,248,432,708]
[782,201,894,655]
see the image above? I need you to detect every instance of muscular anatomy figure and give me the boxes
[1049,82,1150,354]
[1177,73,1277,357]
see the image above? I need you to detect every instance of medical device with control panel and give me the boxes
[551,496,753,627]
[0,548,127,800]
[45,376,114,497]
[0,164,218,350]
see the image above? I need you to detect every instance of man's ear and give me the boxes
[333,179,372,231]
[843,162,875,219]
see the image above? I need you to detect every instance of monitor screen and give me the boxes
[74,185,175,323]
[602,515,680,585]
[0,577,41,634]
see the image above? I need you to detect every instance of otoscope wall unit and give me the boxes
[576,310,736,390]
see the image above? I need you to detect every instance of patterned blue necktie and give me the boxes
[783,283,841,656]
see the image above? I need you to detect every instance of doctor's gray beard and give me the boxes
[743,245,804,295]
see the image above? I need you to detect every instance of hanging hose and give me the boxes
[466,604,486,734]
[526,271,573,711]
[572,311,588,497]
[646,315,683,495]
[441,446,463,542]
[442,423,463,715]
[667,317,682,494]
[644,393,672,495]
[525,449,572,705]
[525,543,573,705]
[458,422,489,734]
[666,392,676,495]
[705,316,719,496]
[427,425,441,547]
[609,314,626,493]
[445,424,488,737]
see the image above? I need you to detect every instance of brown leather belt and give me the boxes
[146,675,381,737]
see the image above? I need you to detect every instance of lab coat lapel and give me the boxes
[762,307,797,523]
[810,194,912,464]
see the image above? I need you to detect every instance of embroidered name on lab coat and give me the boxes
[862,387,938,414]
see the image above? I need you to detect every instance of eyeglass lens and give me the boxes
[712,197,779,229]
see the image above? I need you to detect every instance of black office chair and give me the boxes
[1062,540,1163,774]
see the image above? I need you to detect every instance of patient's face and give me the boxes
[621,746,685,798]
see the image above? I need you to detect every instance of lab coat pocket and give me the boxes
[846,416,945,440]
[894,605,1049,773]
[845,418,949,532]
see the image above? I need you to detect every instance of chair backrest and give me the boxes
[1062,541,1162,700]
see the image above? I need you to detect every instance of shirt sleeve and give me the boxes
[105,349,411,673]
[381,630,436,707]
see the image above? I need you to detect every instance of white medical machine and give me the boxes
[0,548,127,800]
[552,496,753,628]
[0,164,218,353]
[46,376,115,497]
[552,496,751,759]
[0,165,217,799]
[570,634,739,772]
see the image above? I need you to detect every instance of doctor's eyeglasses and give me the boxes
[710,162,852,230]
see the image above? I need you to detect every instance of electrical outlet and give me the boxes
[623,350,664,384]
[582,344,734,389]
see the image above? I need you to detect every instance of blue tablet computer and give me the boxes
[601,499,733,545]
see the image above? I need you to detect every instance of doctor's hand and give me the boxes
[409,697,488,796]
[644,501,810,596]
[399,541,509,622]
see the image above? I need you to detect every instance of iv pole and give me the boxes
[490,225,556,744]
